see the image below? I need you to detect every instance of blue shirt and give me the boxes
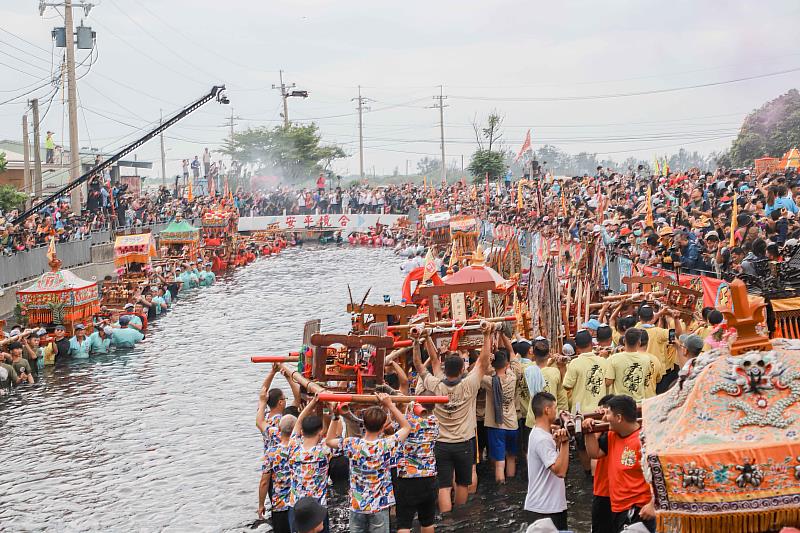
[87,331,111,355]
[111,327,144,348]
[152,296,166,315]
[68,335,92,359]
[766,196,799,216]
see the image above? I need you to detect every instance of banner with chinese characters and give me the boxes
[238,214,408,232]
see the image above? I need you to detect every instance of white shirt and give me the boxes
[524,427,567,514]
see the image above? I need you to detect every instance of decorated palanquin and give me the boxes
[449,215,479,265]
[201,209,239,271]
[159,219,200,259]
[114,233,157,281]
[643,339,800,532]
[423,211,451,248]
[17,268,100,335]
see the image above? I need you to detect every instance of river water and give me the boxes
[0,245,591,532]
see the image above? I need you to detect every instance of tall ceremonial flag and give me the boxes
[208,175,216,197]
[645,186,654,228]
[514,129,532,162]
[662,156,669,177]
[517,179,526,210]
[730,192,738,247]
[653,156,661,177]
[187,179,194,202]
[561,189,567,217]
[485,172,490,207]
[422,248,437,283]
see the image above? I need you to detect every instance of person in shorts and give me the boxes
[481,349,522,483]
[394,393,440,533]
[412,324,492,513]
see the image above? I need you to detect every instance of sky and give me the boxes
[1,0,799,187]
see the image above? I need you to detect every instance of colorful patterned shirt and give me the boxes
[263,440,293,511]
[261,413,282,453]
[288,436,334,506]
[342,435,400,513]
[396,413,438,478]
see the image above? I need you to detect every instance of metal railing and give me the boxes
[1,218,200,288]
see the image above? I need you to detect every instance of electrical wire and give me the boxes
[450,66,800,102]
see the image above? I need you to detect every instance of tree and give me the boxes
[468,112,507,182]
[416,157,440,176]
[726,89,800,166]
[0,185,27,214]
[467,149,507,182]
[220,123,345,183]
[0,151,6,173]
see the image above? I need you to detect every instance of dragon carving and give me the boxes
[710,350,800,431]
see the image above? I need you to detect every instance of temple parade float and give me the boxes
[247,204,800,533]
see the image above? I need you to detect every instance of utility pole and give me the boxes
[432,85,448,186]
[30,98,43,199]
[159,109,166,187]
[41,0,95,211]
[64,0,81,212]
[353,85,370,178]
[22,113,31,202]
[271,70,308,128]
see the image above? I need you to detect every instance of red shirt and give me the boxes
[594,454,610,497]
[607,428,650,512]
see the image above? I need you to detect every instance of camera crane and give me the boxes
[12,85,230,226]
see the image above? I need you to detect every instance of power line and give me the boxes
[450,66,800,102]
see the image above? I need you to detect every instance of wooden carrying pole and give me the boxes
[251,356,300,363]
[317,392,449,404]
[387,315,516,331]
[277,363,449,404]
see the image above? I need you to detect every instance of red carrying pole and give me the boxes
[317,392,450,404]
[392,339,413,348]
[251,353,300,363]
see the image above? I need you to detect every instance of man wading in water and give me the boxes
[412,322,492,514]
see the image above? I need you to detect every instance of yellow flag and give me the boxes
[517,180,525,210]
[187,179,194,202]
[645,187,654,228]
[422,248,437,282]
[730,192,738,247]
[653,156,660,176]
[561,189,567,217]
[423,175,427,190]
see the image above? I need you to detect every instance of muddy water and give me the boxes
[0,245,591,532]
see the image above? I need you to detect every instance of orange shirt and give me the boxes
[593,439,610,497]
[607,428,650,512]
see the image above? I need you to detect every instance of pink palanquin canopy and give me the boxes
[18,269,98,308]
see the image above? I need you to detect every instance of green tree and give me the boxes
[727,89,800,166]
[467,149,507,182]
[0,151,6,173]
[468,112,507,182]
[0,185,27,213]
[221,123,345,183]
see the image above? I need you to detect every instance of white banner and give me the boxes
[238,213,408,232]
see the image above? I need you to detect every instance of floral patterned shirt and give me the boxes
[261,413,282,453]
[342,435,400,513]
[288,436,334,506]
[396,413,439,478]
[263,440,293,511]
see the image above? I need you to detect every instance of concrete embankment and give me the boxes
[0,243,116,319]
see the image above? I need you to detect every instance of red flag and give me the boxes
[514,129,532,162]
[485,172,490,206]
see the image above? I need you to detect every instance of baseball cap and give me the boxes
[74,323,86,330]
[679,334,704,354]
[124,303,134,310]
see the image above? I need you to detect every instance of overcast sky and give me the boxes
[2,0,799,183]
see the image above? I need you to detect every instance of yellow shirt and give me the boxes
[642,351,663,398]
[525,365,569,428]
[562,353,610,413]
[606,351,652,402]
[636,322,673,370]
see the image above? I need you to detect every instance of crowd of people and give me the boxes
[0,257,222,391]
[254,287,725,533]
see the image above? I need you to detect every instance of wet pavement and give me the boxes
[0,245,591,532]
